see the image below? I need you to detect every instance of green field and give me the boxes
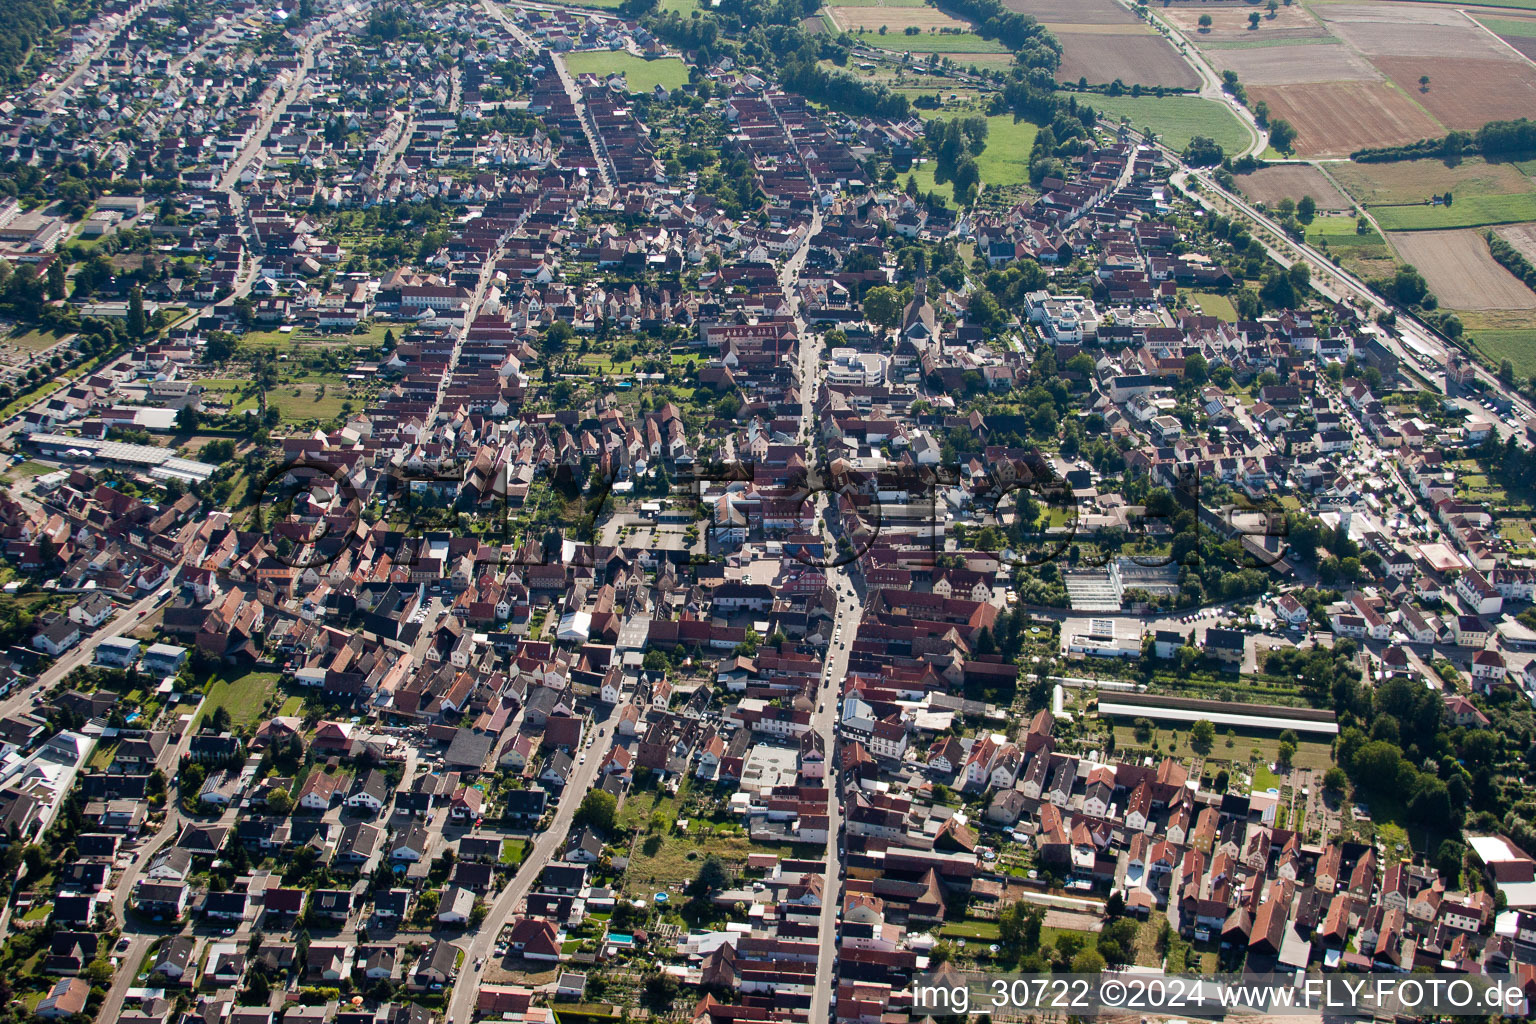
[1305,214,1384,247]
[846,28,1009,53]
[200,671,281,729]
[1190,291,1238,320]
[1330,158,1536,230]
[1477,16,1536,35]
[1472,330,1536,379]
[818,0,930,5]
[1077,93,1251,155]
[910,113,1040,204]
[1369,194,1536,231]
[563,52,690,94]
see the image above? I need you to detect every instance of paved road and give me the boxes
[93,704,208,1024]
[38,0,151,110]
[0,583,175,723]
[779,204,849,1024]
[427,246,504,425]
[446,710,612,1024]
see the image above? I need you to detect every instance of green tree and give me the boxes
[862,285,903,329]
[1191,719,1215,752]
[576,789,618,832]
[266,788,293,815]
[1072,948,1107,973]
[127,286,148,338]
[1268,119,1297,153]
[46,258,66,300]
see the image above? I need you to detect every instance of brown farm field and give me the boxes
[1317,4,1515,58]
[1164,4,1328,39]
[1000,0,1132,25]
[1205,42,1381,86]
[824,5,972,31]
[1247,82,1440,157]
[1054,31,1201,89]
[1372,56,1536,130]
[1236,164,1352,211]
[1495,223,1536,264]
[1387,230,1536,311]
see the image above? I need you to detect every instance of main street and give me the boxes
[780,206,851,1024]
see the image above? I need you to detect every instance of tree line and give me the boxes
[1487,230,1536,294]
[1350,117,1536,164]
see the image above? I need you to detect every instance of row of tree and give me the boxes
[1350,116,1536,164]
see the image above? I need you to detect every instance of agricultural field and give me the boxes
[843,28,1008,52]
[1235,163,1351,211]
[1386,230,1536,311]
[1374,56,1536,129]
[999,0,1197,87]
[1329,157,1536,230]
[1477,15,1536,60]
[1462,311,1536,378]
[1080,93,1251,154]
[1305,213,1395,281]
[1495,223,1536,263]
[1054,31,1200,89]
[1202,41,1380,86]
[562,52,690,93]
[1164,0,1536,155]
[822,5,972,31]
[1246,82,1438,156]
[1163,4,1330,42]
[1001,0,1131,24]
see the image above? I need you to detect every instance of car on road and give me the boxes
[116,937,131,952]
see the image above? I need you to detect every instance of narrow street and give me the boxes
[446,708,613,1024]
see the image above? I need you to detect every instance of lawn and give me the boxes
[563,52,689,94]
[1190,291,1238,321]
[3,461,57,481]
[909,113,1040,204]
[199,671,280,729]
[846,29,1008,53]
[1110,723,1333,772]
[1252,764,1280,792]
[267,383,356,426]
[240,322,393,352]
[501,839,527,865]
[1077,92,1251,155]
[940,919,1000,940]
[626,833,761,886]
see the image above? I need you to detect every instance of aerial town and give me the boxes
[1,0,1536,1022]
